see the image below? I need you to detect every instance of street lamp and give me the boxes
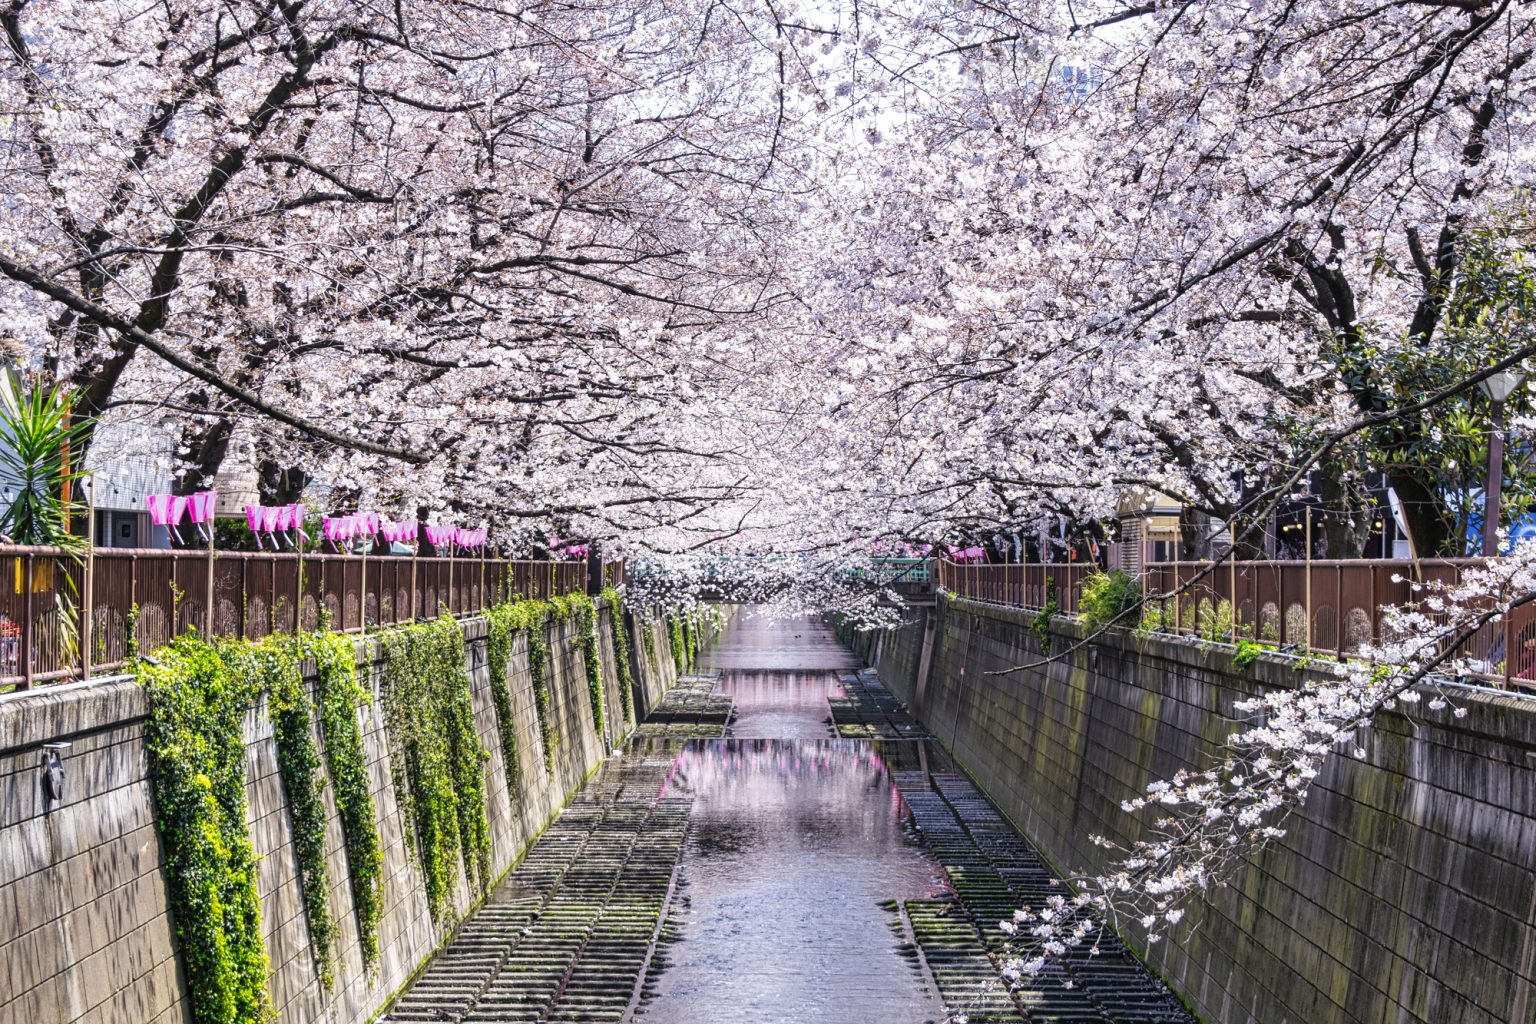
[1477,369,1527,557]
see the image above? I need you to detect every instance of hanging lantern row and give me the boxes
[243,502,309,549]
[380,520,418,544]
[144,491,218,544]
[146,495,494,555]
[323,512,379,544]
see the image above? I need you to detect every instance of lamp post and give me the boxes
[1478,369,1527,557]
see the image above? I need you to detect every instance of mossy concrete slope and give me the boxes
[860,597,1536,1024]
[0,601,704,1024]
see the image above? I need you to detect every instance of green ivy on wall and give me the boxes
[568,592,605,737]
[138,635,273,1024]
[488,599,559,773]
[686,609,700,668]
[668,614,686,673]
[304,627,385,973]
[601,586,635,725]
[484,603,524,794]
[238,639,338,989]
[638,617,656,668]
[378,615,492,925]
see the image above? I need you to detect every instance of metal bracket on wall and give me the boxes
[40,742,70,808]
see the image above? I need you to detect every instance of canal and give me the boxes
[386,613,1193,1024]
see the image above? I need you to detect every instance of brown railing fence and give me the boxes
[0,546,611,691]
[938,557,1536,688]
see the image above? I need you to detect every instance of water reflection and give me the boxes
[717,670,844,739]
[701,613,862,672]
[641,737,945,1024]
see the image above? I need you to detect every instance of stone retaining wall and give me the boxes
[0,601,692,1024]
[862,598,1536,1024]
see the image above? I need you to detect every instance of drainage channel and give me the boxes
[383,614,1194,1024]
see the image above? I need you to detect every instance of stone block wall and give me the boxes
[868,598,1536,1024]
[0,601,681,1024]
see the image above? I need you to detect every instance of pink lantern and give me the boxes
[244,504,265,549]
[187,490,216,523]
[146,492,188,544]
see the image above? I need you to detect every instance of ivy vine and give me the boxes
[601,586,635,725]
[138,634,273,1024]
[378,615,492,924]
[241,639,338,989]
[638,617,656,668]
[568,592,605,737]
[668,614,686,673]
[304,626,384,973]
[484,602,524,794]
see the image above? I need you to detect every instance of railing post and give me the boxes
[83,483,95,682]
[206,523,216,638]
[22,552,33,691]
[1229,523,1238,644]
[1336,564,1344,657]
[410,545,418,621]
[295,543,304,634]
[1505,603,1515,688]
[360,540,369,629]
[1305,508,1314,652]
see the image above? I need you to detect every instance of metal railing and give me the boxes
[0,546,617,691]
[937,556,1536,688]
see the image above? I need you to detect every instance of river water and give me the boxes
[637,614,946,1024]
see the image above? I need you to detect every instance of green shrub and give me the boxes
[1197,598,1236,643]
[1032,577,1059,655]
[1078,570,1142,634]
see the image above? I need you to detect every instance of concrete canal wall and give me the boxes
[861,597,1536,1024]
[0,602,706,1024]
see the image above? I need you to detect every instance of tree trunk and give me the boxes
[257,459,309,506]
[1317,473,1373,559]
[1387,471,1456,557]
[169,418,233,547]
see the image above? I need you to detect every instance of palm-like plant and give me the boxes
[0,370,92,550]
[0,370,95,672]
